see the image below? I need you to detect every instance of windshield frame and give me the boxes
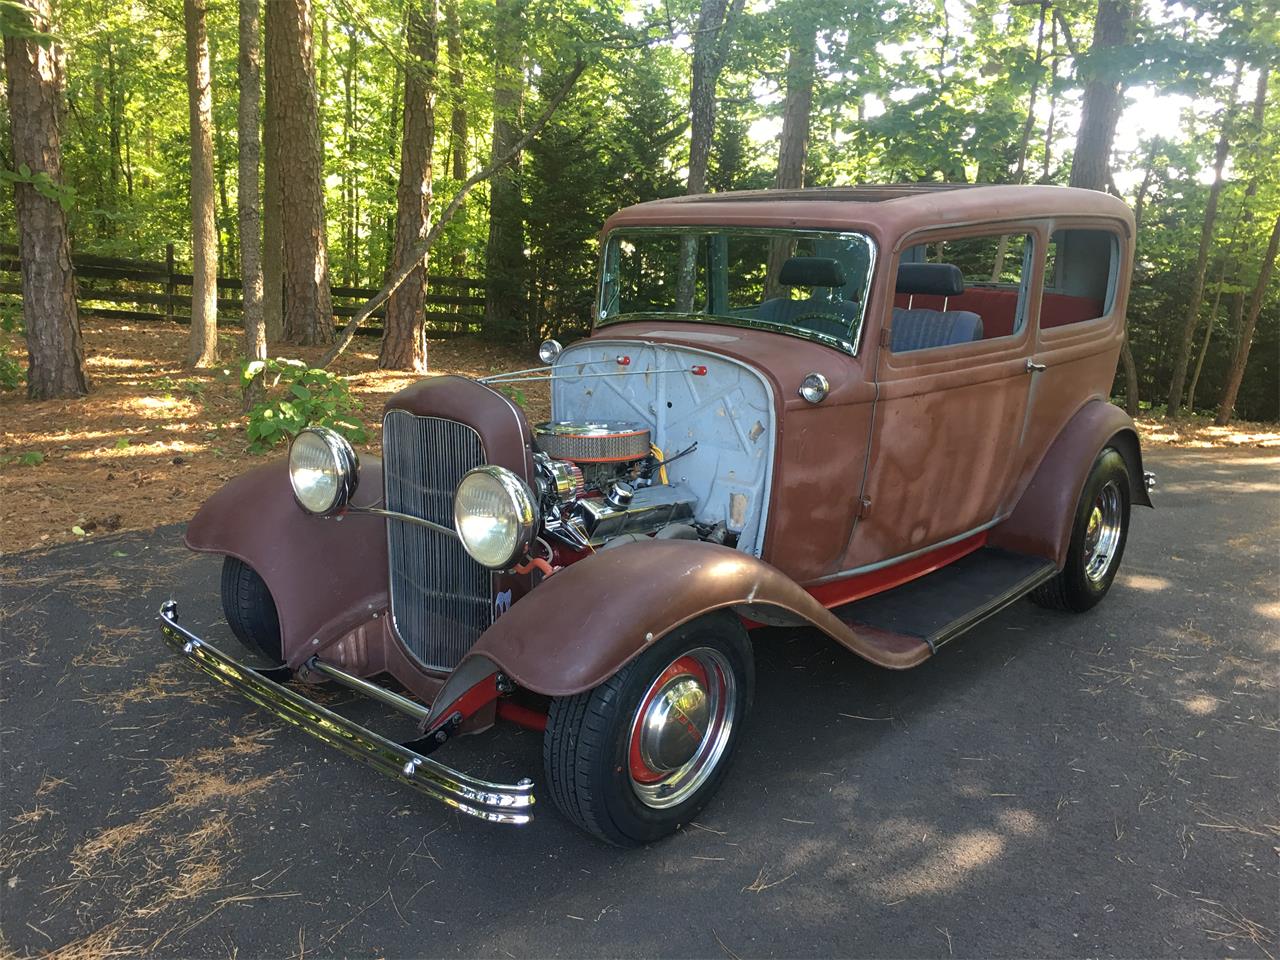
[595,225,878,357]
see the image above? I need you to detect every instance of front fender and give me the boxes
[452,539,931,700]
[184,458,389,663]
[990,400,1151,568]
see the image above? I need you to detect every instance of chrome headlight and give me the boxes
[538,339,563,364]
[798,372,830,404]
[453,465,540,569]
[288,427,359,516]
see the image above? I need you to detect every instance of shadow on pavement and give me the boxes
[1,448,1276,958]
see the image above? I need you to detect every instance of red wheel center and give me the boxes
[628,655,711,784]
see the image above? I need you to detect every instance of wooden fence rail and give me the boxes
[0,243,485,338]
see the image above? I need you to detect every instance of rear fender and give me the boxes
[990,400,1151,569]
[184,458,389,665]
[442,539,931,703]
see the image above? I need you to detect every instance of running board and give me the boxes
[833,548,1057,654]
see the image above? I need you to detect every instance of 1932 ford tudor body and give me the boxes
[161,184,1154,845]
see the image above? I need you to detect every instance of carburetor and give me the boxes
[532,420,697,548]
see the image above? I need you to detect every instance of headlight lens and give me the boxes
[798,372,830,404]
[538,338,563,364]
[288,427,358,516]
[453,465,539,569]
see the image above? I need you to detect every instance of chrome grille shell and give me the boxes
[382,409,491,672]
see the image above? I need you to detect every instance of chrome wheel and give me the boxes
[1082,479,1123,583]
[628,647,737,810]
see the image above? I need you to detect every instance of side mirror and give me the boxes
[538,339,563,364]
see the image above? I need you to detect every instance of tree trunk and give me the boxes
[269,0,333,345]
[677,0,745,309]
[484,0,525,340]
[184,0,218,367]
[320,60,586,367]
[765,21,815,297]
[106,44,122,196]
[1014,1,1048,184]
[238,0,266,403]
[262,0,284,341]
[1118,144,1164,417]
[1068,0,1137,415]
[1040,16,1058,182]
[384,62,401,279]
[1120,335,1139,416]
[341,27,356,286]
[1214,215,1280,426]
[380,0,438,372]
[3,0,88,399]
[1068,0,1132,191]
[215,115,235,268]
[445,0,466,182]
[1165,62,1242,416]
[688,0,733,197]
[1185,257,1227,415]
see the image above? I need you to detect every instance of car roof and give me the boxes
[601,184,1135,241]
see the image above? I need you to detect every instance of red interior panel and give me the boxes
[1041,292,1105,328]
[892,289,1105,340]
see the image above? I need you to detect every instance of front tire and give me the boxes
[220,556,284,663]
[1031,447,1131,613]
[543,612,754,846]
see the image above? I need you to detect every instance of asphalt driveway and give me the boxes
[1,447,1277,958]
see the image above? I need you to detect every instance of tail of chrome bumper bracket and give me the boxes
[158,601,534,824]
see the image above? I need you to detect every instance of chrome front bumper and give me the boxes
[158,601,534,824]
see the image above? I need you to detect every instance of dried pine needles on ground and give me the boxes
[0,319,549,552]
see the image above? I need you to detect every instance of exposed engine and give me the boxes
[532,420,723,551]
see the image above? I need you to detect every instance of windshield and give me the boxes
[598,228,875,352]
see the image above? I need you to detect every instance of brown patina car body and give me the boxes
[160,184,1153,844]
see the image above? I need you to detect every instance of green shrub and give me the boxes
[0,301,22,391]
[0,344,22,391]
[241,358,368,453]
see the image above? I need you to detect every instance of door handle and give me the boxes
[1026,358,1046,373]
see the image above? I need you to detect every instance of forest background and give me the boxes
[1,0,1277,425]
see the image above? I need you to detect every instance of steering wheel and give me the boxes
[788,312,854,340]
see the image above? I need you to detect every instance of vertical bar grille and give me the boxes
[383,410,490,672]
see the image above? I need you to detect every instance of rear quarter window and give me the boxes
[1042,229,1120,328]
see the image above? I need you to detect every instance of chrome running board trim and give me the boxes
[158,601,533,824]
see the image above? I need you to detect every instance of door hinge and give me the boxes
[879,327,891,348]
[855,496,872,519]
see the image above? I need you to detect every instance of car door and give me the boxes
[842,224,1046,570]
[1013,220,1131,494]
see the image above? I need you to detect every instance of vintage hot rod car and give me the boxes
[160,184,1154,845]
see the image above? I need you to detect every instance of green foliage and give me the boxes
[4,0,1273,420]
[0,301,22,334]
[0,1,55,45]
[0,450,44,466]
[0,165,77,211]
[241,358,368,452]
[495,383,528,408]
[0,342,22,391]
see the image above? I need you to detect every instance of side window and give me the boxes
[1042,229,1119,328]
[891,232,1033,353]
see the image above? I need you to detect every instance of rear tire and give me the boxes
[220,556,284,663]
[543,612,754,846]
[1031,447,1131,613]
